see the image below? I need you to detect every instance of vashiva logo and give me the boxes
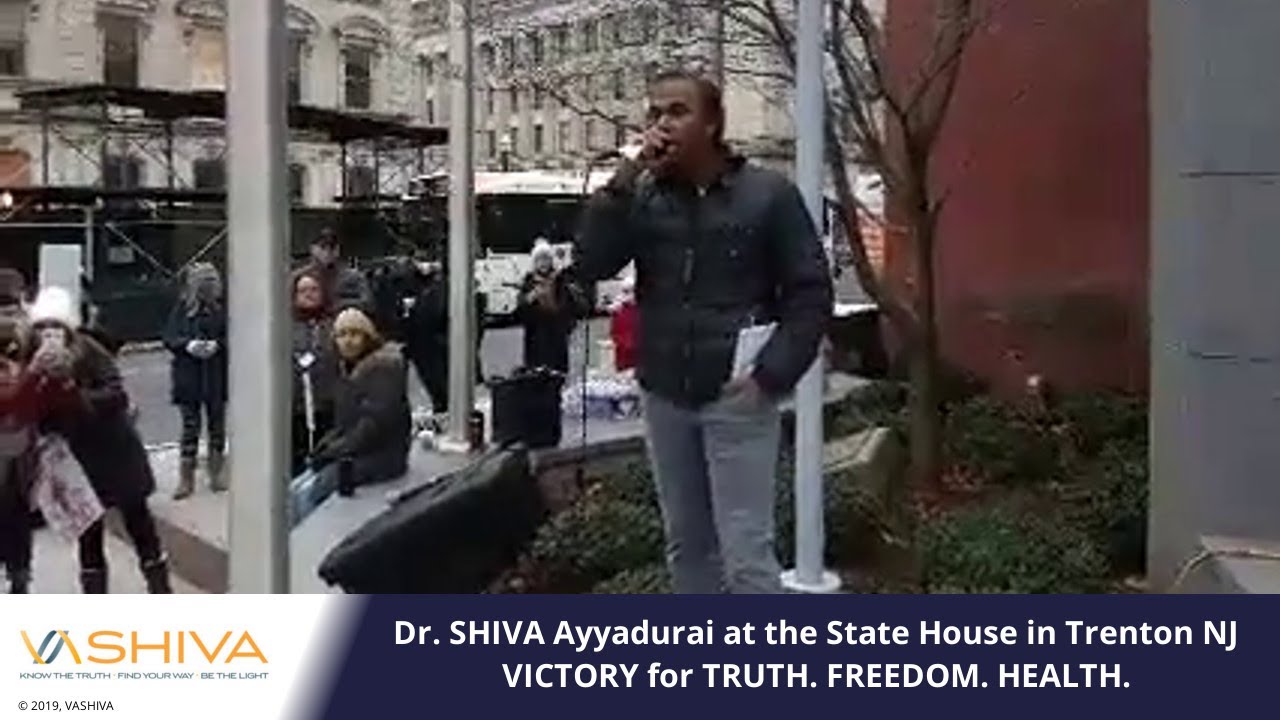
[20,630,267,665]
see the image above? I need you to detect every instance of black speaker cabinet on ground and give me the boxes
[491,367,564,449]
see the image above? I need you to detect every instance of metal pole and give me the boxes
[226,0,290,593]
[781,0,839,594]
[82,207,95,284]
[711,0,726,88]
[442,0,476,450]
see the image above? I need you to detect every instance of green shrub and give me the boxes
[525,485,665,593]
[829,381,909,439]
[944,396,1060,486]
[592,563,672,594]
[1055,393,1147,455]
[775,468,882,568]
[601,461,658,507]
[1071,439,1148,574]
[919,503,1108,593]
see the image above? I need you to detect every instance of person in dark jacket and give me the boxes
[515,239,586,374]
[291,272,339,478]
[28,286,172,593]
[163,263,229,500]
[295,228,373,316]
[403,261,449,414]
[0,314,37,593]
[573,70,833,594]
[313,308,411,493]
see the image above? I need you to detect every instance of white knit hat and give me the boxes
[531,239,554,263]
[28,286,80,329]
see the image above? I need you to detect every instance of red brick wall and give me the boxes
[885,0,1149,395]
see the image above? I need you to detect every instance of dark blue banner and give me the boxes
[313,596,1267,718]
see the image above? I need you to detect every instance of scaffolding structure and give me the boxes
[0,84,447,340]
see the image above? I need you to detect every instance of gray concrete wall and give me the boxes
[1149,0,1280,589]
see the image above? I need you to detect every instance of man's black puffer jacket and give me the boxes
[575,156,833,408]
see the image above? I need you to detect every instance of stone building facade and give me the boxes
[0,0,795,202]
[0,0,426,206]
[411,0,795,172]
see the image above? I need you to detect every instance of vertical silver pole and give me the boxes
[226,0,290,592]
[445,0,477,447]
[781,0,839,594]
[82,207,95,284]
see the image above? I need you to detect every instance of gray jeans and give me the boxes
[642,389,784,594]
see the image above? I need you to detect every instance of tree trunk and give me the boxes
[907,217,943,486]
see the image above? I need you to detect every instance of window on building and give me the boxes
[287,37,304,104]
[501,36,515,72]
[192,158,225,189]
[612,68,625,100]
[558,120,571,153]
[288,164,306,203]
[583,119,596,150]
[102,154,142,189]
[533,124,544,155]
[425,98,435,124]
[611,13,625,46]
[599,16,613,50]
[345,164,377,198]
[486,130,497,158]
[530,32,544,64]
[534,87,545,110]
[479,42,494,72]
[509,127,519,157]
[581,19,597,53]
[343,47,374,110]
[553,25,569,59]
[613,116,628,148]
[485,87,495,116]
[510,86,519,114]
[0,0,25,77]
[189,26,225,90]
[639,6,658,43]
[101,14,141,88]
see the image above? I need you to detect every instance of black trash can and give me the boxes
[490,367,564,449]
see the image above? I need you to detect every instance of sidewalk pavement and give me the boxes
[25,525,201,594]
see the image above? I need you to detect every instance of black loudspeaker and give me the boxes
[491,367,564,449]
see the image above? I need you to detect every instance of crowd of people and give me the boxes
[3,68,830,595]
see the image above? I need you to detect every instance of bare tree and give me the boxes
[704,0,981,485]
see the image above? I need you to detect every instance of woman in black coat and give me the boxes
[164,263,229,500]
[312,308,411,494]
[515,240,585,374]
[28,286,171,594]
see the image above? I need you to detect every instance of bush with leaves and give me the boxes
[592,563,672,594]
[1069,438,1148,574]
[919,503,1109,593]
[774,466,886,569]
[944,396,1061,486]
[1055,393,1147,456]
[524,483,664,593]
[829,381,910,440]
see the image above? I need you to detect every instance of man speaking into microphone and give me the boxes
[572,70,833,593]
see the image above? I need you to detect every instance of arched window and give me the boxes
[335,15,390,111]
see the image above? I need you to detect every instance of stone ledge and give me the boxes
[1171,536,1280,594]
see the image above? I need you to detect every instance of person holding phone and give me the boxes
[572,70,833,594]
[164,263,229,500]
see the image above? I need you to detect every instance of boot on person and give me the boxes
[174,458,196,500]
[207,449,227,493]
[7,567,30,594]
[80,566,107,594]
[140,555,173,594]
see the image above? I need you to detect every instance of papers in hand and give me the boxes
[731,323,777,379]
